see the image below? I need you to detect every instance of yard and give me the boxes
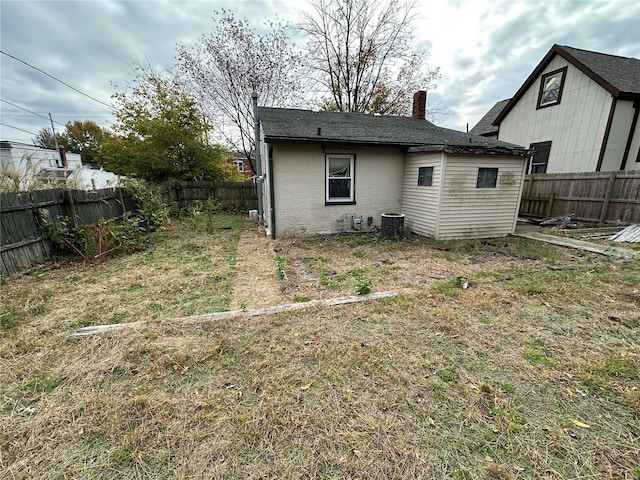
[1,213,639,479]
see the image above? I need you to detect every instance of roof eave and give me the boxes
[408,144,530,156]
[263,135,411,148]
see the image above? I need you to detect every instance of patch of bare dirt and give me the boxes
[229,222,287,309]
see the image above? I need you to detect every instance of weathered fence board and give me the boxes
[159,181,257,211]
[1,188,125,276]
[520,170,640,223]
[1,181,256,276]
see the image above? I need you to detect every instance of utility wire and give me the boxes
[0,98,66,126]
[0,122,38,136]
[1,50,113,108]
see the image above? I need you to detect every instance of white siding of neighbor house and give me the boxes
[498,55,613,173]
[401,152,444,237]
[601,100,638,171]
[437,155,526,240]
[269,144,403,236]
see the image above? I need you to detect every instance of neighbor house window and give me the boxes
[529,142,552,174]
[417,166,433,186]
[537,67,567,108]
[233,160,245,173]
[477,167,498,188]
[326,154,355,203]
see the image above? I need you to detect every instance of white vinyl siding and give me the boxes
[270,144,403,236]
[601,100,636,171]
[402,153,444,237]
[499,56,612,173]
[437,155,525,240]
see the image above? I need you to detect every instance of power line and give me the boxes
[0,99,66,126]
[0,122,38,136]
[1,50,113,108]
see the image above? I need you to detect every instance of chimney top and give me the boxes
[412,91,427,119]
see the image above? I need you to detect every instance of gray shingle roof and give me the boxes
[259,107,525,153]
[469,99,510,136]
[561,45,640,95]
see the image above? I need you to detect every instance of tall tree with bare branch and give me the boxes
[298,0,440,116]
[177,11,303,175]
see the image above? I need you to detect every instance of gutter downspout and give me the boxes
[251,92,264,221]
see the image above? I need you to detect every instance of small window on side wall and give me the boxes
[477,167,498,188]
[417,166,433,186]
[537,67,567,109]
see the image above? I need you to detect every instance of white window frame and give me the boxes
[325,154,355,204]
[232,160,244,173]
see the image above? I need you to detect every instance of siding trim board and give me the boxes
[620,101,640,170]
[596,97,618,172]
[268,144,276,240]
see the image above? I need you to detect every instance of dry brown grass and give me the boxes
[1,217,639,479]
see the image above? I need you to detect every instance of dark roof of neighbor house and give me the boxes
[494,44,640,126]
[469,99,511,136]
[259,107,527,155]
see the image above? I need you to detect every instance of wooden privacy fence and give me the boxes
[519,170,640,224]
[159,181,257,211]
[1,181,256,276]
[1,188,127,276]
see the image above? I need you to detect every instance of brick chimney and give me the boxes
[412,90,427,119]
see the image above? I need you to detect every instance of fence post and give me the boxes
[599,171,617,224]
[64,189,78,228]
[545,192,555,218]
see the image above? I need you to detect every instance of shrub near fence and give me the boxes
[519,170,640,224]
[1,188,126,276]
[1,181,256,276]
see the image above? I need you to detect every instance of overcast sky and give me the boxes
[1,0,639,145]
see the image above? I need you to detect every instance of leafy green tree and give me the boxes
[32,128,65,150]
[32,121,111,166]
[297,0,441,116]
[63,120,110,166]
[101,66,234,183]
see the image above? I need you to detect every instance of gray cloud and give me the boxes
[1,0,638,143]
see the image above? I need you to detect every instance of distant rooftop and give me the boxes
[469,99,510,136]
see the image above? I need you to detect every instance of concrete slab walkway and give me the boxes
[513,230,638,259]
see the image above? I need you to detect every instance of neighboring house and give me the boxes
[469,99,511,138]
[257,94,529,240]
[0,142,119,191]
[491,44,640,174]
[229,150,255,181]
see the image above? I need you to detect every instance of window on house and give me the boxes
[417,166,433,186]
[477,167,498,188]
[529,142,552,174]
[233,160,245,173]
[326,154,355,203]
[537,67,567,108]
